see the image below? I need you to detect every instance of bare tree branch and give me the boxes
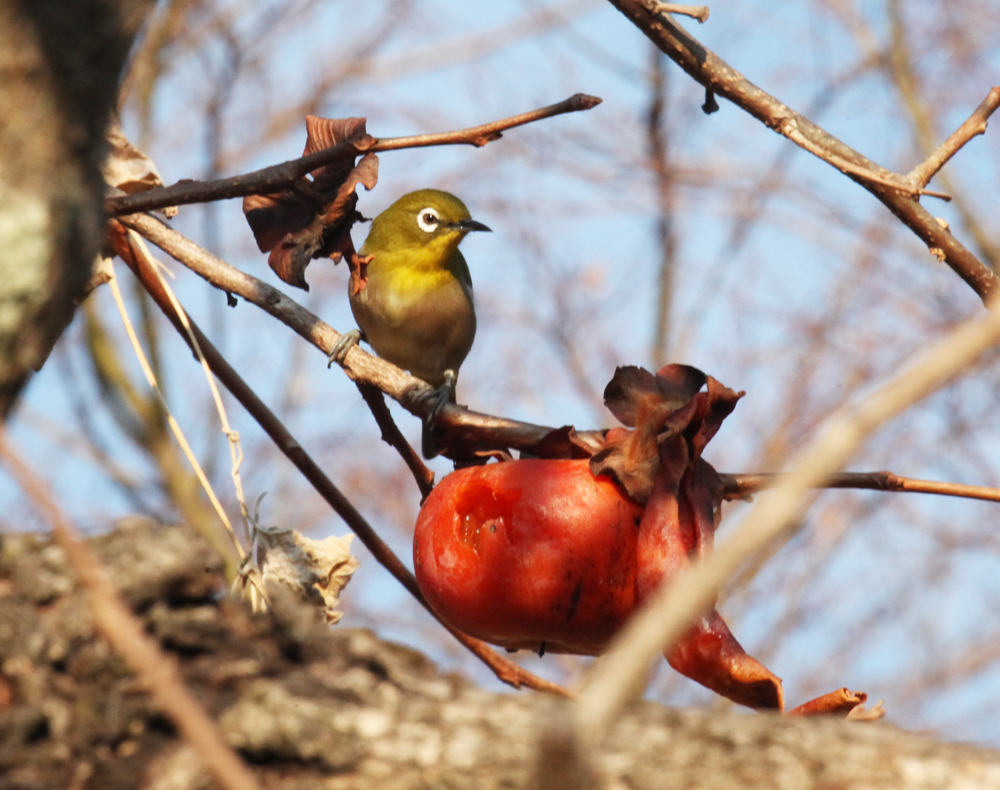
[722,469,1000,504]
[907,89,1000,188]
[859,0,1000,271]
[604,0,1000,303]
[115,210,1000,509]
[115,210,1000,510]
[373,92,602,151]
[105,94,602,217]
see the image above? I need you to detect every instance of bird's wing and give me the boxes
[448,250,474,291]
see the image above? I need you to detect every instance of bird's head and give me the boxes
[364,189,491,263]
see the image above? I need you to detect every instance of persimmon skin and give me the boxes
[415,457,785,710]
[414,459,643,655]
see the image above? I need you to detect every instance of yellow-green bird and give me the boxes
[331,189,490,453]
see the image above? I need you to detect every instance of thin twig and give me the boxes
[116,232,570,697]
[0,436,265,790]
[721,470,1000,504]
[781,119,951,200]
[356,381,435,500]
[116,211,607,456]
[882,2,1000,270]
[574,294,1000,749]
[373,92,602,151]
[606,0,999,304]
[105,94,601,217]
[908,86,1000,188]
[645,0,709,23]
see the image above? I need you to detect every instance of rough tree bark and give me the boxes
[0,0,151,416]
[1,520,998,789]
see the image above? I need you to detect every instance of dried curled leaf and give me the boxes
[591,364,740,504]
[603,364,706,428]
[788,688,876,717]
[531,425,596,460]
[256,526,360,624]
[243,116,379,290]
[689,376,744,454]
[103,122,177,217]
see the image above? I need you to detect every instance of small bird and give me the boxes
[330,189,490,454]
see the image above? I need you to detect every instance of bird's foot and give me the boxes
[328,329,362,368]
[421,371,457,458]
[423,383,453,422]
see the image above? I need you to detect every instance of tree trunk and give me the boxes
[1,519,997,790]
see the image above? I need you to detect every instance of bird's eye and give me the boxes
[417,207,440,232]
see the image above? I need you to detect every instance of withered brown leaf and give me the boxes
[243,116,379,290]
[603,364,706,427]
[531,425,597,460]
[256,525,360,625]
[689,375,744,456]
[592,364,716,504]
[787,688,879,718]
[103,121,177,217]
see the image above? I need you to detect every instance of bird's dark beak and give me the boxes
[453,218,492,233]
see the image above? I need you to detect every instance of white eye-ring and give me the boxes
[417,207,440,232]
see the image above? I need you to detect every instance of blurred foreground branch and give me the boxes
[908,86,1000,189]
[0,436,264,790]
[0,0,150,415]
[5,518,998,788]
[573,292,1000,751]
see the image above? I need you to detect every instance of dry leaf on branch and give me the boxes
[256,526,360,624]
[590,364,743,504]
[103,122,176,217]
[531,425,597,459]
[243,116,379,290]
